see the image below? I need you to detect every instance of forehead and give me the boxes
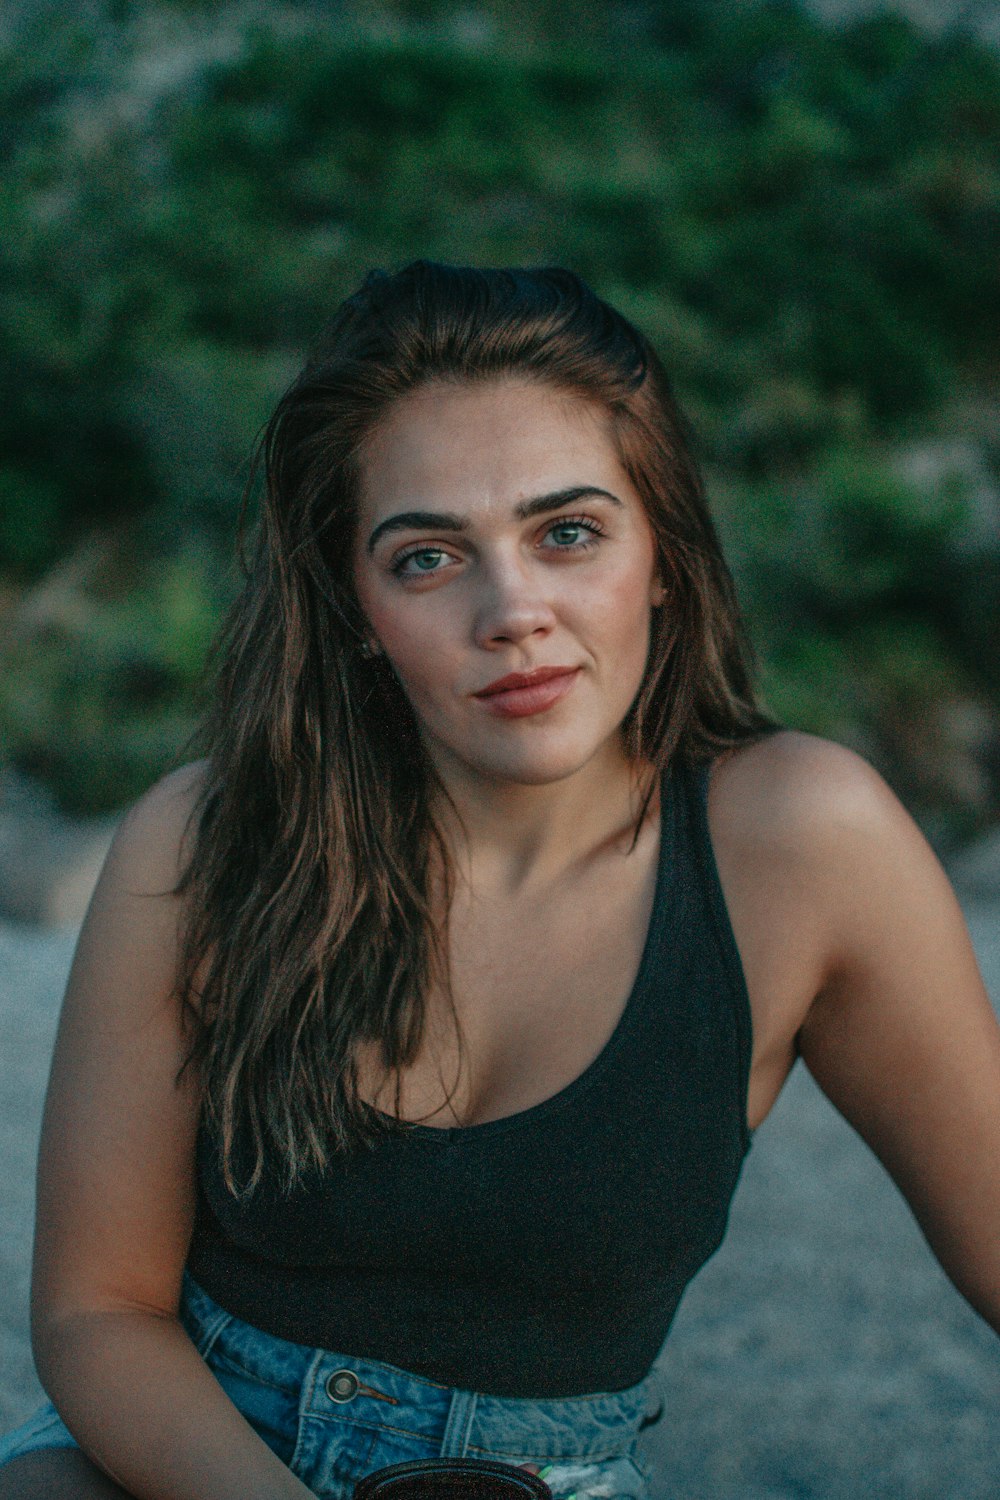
[354,379,632,519]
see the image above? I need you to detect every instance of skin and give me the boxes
[352,378,666,864]
[349,379,669,1120]
[3,377,999,1499]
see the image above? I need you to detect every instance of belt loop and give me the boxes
[288,1348,327,1477]
[438,1388,478,1458]
[179,1275,233,1360]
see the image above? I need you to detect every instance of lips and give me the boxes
[474,666,578,697]
[473,665,580,719]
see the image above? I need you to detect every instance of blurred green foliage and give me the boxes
[1,0,998,842]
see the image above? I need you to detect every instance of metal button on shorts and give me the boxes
[326,1368,360,1402]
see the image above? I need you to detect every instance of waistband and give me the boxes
[180,1270,661,1462]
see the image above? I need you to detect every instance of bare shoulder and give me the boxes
[69,759,212,1000]
[711,727,986,1016]
[706,730,992,1138]
[105,758,210,896]
[707,728,953,920]
[712,726,968,960]
[709,728,909,856]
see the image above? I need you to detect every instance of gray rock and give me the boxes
[946,826,1000,900]
[0,771,117,927]
[0,922,79,1431]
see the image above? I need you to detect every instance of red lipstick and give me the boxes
[473,666,579,718]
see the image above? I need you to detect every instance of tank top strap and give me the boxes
[679,755,754,1149]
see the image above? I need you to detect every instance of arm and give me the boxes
[789,741,1000,1333]
[30,766,315,1500]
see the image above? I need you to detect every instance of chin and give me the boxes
[484,761,582,788]
[460,736,613,788]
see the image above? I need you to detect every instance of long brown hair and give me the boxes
[176,261,780,1192]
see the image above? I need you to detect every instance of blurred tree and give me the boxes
[0,0,997,836]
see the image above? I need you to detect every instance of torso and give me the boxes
[355,773,666,1129]
[355,731,826,1135]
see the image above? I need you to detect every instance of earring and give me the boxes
[359,637,381,658]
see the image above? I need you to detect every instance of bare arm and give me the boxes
[30,766,315,1500]
[789,742,1000,1333]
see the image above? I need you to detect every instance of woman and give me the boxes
[1,261,997,1500]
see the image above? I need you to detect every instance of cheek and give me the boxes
[578,551,657,652]
[364,599,457,707]
[355,570,425,665]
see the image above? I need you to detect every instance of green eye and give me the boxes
[544,516,604,550]
[392,548,447,575]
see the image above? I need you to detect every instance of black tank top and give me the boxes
[186,756,754,1397]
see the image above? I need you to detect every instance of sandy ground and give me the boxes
[1,902,998,1498]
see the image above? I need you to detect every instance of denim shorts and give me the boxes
[0,1271,661,1499]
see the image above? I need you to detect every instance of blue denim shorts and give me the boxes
[0,1271,660,1499]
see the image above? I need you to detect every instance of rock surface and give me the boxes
[0,772,117,927]
[948,825,1000,900]
[1,895,998,1497]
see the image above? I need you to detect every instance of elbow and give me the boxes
[30,1296,181,1407]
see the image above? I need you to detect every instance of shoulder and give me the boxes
[53,762,214,1069]
[708,729,965,986]
[106,759,210,894]
[708,729,901,844]
[706,728,929,896]
[75,760,210,953]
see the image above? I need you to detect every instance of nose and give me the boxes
[471,556,558,650]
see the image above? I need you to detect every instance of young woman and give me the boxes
[1,262,997,1500]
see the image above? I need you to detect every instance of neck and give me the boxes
[427,738,660,897]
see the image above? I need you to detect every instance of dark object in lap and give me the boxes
[354,1458,553,1500]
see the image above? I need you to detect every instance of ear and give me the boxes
[650,575,667,608]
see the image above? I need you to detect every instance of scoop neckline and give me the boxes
[374,761,677,1145]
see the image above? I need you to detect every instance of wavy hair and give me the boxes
[176,260,780,1192]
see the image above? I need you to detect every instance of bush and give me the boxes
[1,0,998,834]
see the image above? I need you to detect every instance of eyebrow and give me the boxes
[366,486,623,554]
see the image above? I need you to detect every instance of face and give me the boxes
[351,379,665,789]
